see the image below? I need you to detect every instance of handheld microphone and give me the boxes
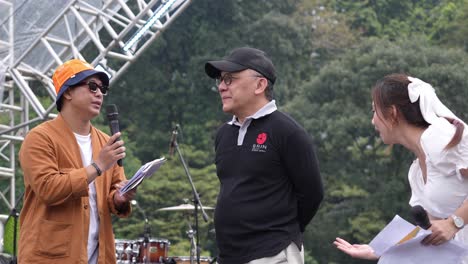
[169,125,179,157]
[411,205,432,229]
[106,104,123,167]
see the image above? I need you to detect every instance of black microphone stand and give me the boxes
[8,192,23,264]
[171,127,209,264]
[132,200,151,263]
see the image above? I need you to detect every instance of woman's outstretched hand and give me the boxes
[333,237,379,260]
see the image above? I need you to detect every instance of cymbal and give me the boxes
[157,204,214,211]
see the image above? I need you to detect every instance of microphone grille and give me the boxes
[411,205,425,218]
[106,104,118,119]
[106,104,117,114]
[411,205,431,229]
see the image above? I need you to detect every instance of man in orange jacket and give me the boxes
[18,59,136,263]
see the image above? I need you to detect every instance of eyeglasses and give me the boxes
[76,81,109,95]
[215,73,264,86]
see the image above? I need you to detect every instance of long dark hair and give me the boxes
[372,73,464,149]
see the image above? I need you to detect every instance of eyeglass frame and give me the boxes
[74,80,109,95]
[215,73,266,86]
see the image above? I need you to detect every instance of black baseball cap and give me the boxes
[205,47,276,84]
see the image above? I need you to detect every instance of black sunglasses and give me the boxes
[76,81,109,95]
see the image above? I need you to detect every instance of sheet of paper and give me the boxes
[119,157,166,195]
[369,215,468,263]
[369,215,419,256]
[379,235,468,264]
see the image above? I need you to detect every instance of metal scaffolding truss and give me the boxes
[0,0,192,212]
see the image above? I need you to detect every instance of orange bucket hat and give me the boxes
[52,59,109,111]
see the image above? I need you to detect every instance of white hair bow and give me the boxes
[407,77,463,125]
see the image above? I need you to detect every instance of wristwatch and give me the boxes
[451,214,465,229]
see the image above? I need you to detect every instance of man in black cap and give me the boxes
[205,47,324,264]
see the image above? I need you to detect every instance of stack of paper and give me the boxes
[119,157,167,195]
[369,215,468,263]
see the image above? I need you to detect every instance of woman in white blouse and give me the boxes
[333,73,468,262]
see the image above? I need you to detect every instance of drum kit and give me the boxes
[115,238,170,263]
[115,203,215,264]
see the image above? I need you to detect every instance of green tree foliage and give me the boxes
[429,0,468,50]
[320,0,467,42]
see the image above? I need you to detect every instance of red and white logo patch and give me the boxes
[252,132,268,152]
[256,133,267,144]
